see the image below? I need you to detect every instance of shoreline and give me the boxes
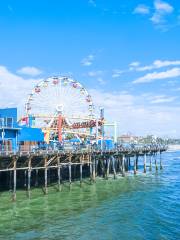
[167,144,180,151]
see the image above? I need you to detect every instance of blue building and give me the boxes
[98,139,114,150]
[18,126,44,151]
[0,108,44,152]
[0,108,20,151]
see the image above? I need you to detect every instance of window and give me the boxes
[0,118,4,127]
[6,117,13,128]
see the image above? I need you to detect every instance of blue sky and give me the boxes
[0,0,180,137]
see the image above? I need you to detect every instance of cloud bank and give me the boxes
[0,65,180,137]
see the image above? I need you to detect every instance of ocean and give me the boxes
[0,150,180,240]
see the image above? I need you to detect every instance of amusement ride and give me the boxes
[20,76,104,144]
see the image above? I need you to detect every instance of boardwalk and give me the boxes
[0,146,167,201]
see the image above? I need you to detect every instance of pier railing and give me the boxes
[0,144,168,157]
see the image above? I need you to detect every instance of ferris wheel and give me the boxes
[24,76,97,142]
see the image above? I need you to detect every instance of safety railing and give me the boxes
[0,144,168,157]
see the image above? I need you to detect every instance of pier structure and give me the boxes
[0,146,167,201]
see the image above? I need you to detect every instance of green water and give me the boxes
[0,151,180,239]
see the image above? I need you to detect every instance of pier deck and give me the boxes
[0,146,167,201]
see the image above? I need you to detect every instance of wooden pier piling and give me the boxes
[12,157,17,201]
[69,163,72,189]
[144,154,147,173]
[24,170,27,187]
[149,155,152,171]
[122,155,125,177]
[155,154,158,171]
[92,157,96,182]
[57,157,61,191]
[44,157,48,194]
[89,160,93,182]
[27,157,31,198]
[9,170,12,190]
[112,156,116,179]
[160,151,163,170]
[35,169,38,187]
[136,155,139,170]
[106,158,110,179]
[134,156,137,175]
[80,159,83,187]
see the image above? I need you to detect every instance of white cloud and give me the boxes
[133,0,176,30]
[154,0,173,13]
[17,66,43,76]
[132,60,180,72]
[129,61,140,67]
[88,0,96,7]
[8,5,13,12]
[133,67,180,84]
[90,89,180,137]
[133,5,150,15]
[81,54,94,66]
[90,89,134,109]
[172,87,180,92]
[0,66,40,116]
[97,77,106,85]
[112,69,124,78]
[87,70,103,77]
[129,61,141,71]
[87,70,106,84]
[150,60,180,69]
[149,95,177,104]
[150,0,174,25]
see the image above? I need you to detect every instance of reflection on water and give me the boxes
[0,151,180,240]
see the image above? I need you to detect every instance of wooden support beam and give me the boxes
[129,157,131,168]
[12,157,17,201]
[119,157,122,173]
[95,158,98,177]
[102,158,106,178]
[134,156,137,175]
[27,157,32,198]
[112,156,117,179]
[127,157,130,171]
[92,156,96,182]
[136,154,139,170]
[35,169,38,187]
[149,155,152,171]
[116,157,120,173]
[9,170,12,190]
[155,153,158,171]
[24,170,27,187]
[57,157,61,191]
[106,158,110,180]
[144,154,147,173]
[80,156,83,187]
[69,164,72,188]
[89,154,93,182]
[160,151,163,170]
[122,155,125,177]
[44,157,48,194]
[125,157,129,171]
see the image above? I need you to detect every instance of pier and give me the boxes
[0,146,167,201]
[0,79,168,201]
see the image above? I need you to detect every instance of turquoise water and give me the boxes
[0,151,180,240]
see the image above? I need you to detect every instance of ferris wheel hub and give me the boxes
[56,104,63,114]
